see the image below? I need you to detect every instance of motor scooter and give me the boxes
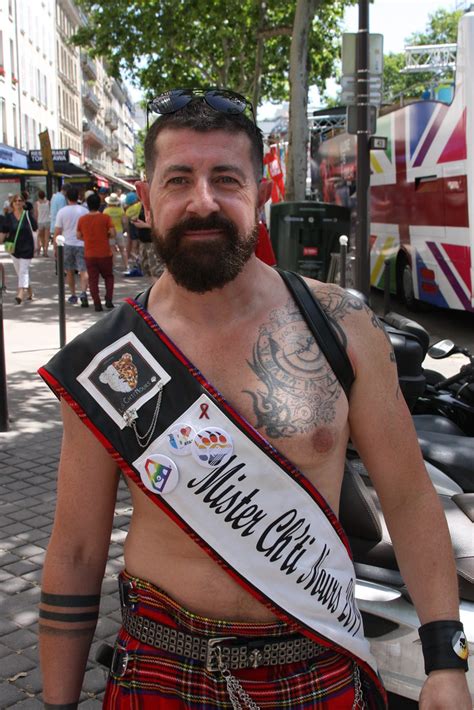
[339,458,473,705]
[381,312,474,493]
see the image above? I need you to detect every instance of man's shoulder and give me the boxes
[301,278,372,332]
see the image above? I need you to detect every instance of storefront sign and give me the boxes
[0,144,28,169]
[29,148,70,168]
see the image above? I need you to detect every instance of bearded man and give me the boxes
[38,90,470,709]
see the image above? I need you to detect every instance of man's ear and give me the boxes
[136,181,151,221]
[257,179,273,209]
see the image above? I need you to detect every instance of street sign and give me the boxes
[342,33,384,75]
[369,136,388,150]
[340,74,383,106]
[38,130,54,173]
[347,105,378,135]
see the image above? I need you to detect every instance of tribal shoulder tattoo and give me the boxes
[244,286,397,438]
[244,288,363,439]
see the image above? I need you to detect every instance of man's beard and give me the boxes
[151,213,259,293]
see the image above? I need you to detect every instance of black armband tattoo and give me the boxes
[419,620,469,675]
[44,703,78,710]
[39,609,99,623]
[41,592,100,607]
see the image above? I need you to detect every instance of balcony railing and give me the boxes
[80,51,97,80]
[105,108,119,130]
[82,83,100,113]
[83,119,107,147]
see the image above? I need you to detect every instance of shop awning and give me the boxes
[90,168,135,191]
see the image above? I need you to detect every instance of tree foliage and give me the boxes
[73,0,354,107]
[383,8,462,103]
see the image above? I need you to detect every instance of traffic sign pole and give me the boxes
[355,0,371,299]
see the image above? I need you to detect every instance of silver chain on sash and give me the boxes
[123,383,163,448]
[216,646,261,710]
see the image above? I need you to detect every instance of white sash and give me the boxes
[132,391,377,672]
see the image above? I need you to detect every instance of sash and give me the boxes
[39,295,382,694]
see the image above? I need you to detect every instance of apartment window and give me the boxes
[10,39,15,81]
[24,114,29,150]
[12,104,17,147]
[0,32,4,70]
[44,76,48,108]
[37,69,41,102]
[0,99,6,144]
[8,0,13,18]
[32,119,36,149]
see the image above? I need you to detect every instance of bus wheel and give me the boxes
[397,255,417,309]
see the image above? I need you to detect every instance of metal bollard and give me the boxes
[339,235,348,289]
[56,236,66,348]
[0,263,8,431]
[383,258,391,315]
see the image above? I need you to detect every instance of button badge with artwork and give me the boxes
[167,424,196,457]
[140,455,179,495]
[191,427,234,468]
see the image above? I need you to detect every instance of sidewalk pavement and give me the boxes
[0,248,153,707]
[0,248,464,708]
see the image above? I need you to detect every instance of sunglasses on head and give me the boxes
[146,88,256,130]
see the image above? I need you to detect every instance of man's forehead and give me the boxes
[154,127,253,163]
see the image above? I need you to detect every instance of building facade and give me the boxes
[0,0,139,204]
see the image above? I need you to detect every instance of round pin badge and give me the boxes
[166,423,196,457]
[140,455,179,495]
[191,427,234,468]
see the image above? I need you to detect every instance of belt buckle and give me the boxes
[111,644,129,678]
[205,636,237,672]
[119,579,137,610]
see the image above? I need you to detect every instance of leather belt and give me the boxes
[122,607,328,671]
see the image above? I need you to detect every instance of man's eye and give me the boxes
[217,176,239,185]
[167,177,188,185]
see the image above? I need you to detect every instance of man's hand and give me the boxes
[419,669,471,709]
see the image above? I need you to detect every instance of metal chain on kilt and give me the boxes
[216,646,261,710]
[352,663,366,710]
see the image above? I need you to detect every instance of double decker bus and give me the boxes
[314,10,474,312]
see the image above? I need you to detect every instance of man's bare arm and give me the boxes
[40,399,119,705]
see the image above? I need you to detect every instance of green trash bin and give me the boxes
[269,202,350,281]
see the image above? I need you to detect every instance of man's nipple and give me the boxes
[311,427,336,454]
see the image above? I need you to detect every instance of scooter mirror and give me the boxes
[428,339,456,359]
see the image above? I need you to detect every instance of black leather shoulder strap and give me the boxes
[277,269,354,397]
[135,286,153,308]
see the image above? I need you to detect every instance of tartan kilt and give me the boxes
[103,573,387,709]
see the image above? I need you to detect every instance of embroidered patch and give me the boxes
[77,332,171,428]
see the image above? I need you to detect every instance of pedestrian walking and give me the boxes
[53,187,89,307]
[0,193,37,303]
[104,192,128,271]
[123,191,143,276]
[77,192,116,312]
[34,189,51,257]
[49,185,67,237]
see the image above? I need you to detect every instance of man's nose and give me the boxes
[186,179,219,216]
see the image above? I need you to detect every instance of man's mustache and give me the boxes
[165,214,239,241]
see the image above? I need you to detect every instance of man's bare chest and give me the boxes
[164,303,349,475]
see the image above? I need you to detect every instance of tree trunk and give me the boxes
[285,0,320,201]
[252,0,267,110]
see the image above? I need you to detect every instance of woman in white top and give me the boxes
[34,189,51,257]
